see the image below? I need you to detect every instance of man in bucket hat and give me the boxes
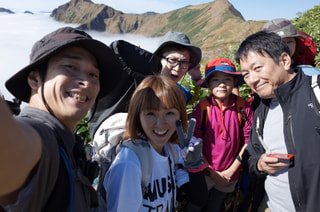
[262,18,304,59]
[154,31,202,105]
[190,58,253,212]
[0,27,122,211]
[262,18,320,76]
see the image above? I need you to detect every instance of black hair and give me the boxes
[158,44,191,58]
[235,31,290,65]
[5,98,21,115]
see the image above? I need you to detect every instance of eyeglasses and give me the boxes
[162,56,191,70]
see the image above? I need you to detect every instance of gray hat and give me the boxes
[5,27,122,102]
[262,18,304,39]
[154,31,201,70]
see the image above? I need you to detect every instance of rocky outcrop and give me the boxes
[51,0,121,31]
[0,8,14,14]
[51,0,266,59]
[24,11,34,15]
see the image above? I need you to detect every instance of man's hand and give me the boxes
[257,153,290,174]
[188,64,201,80]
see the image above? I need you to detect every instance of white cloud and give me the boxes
[0,12,161,101]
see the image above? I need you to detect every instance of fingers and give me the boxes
[176,119,197,148]
[186,118,196,141]
[188,64,201,72]
[187,64,201,79]
[176,120,188,148]
[210,171,229,186]
[258,153,290,174]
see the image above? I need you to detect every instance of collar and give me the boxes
[274,70,306,104]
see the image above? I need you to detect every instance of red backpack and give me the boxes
[292,30,317,66]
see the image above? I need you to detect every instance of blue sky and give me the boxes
[0,0,318,21]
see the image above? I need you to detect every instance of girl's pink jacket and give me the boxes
[191,94,253,180]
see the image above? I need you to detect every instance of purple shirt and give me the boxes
[191,94,253,180]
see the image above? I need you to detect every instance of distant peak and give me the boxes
[0,7,14,14]
[70,0,93,6]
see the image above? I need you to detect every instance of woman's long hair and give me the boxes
[123,75,187,144]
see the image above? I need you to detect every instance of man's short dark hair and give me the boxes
[235,31,290,65]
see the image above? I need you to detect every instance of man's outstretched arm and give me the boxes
[0,98,41,204]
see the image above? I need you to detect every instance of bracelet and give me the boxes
[188,161,209,173]
[236,155,242,163]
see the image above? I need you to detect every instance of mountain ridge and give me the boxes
[51,0,266,60]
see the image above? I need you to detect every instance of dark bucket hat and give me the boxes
[262,18,304,39]
[154,31,202,70]
[5,26,122,102]
[197,58,244,87]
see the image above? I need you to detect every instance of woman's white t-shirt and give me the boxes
[104,143,189,212]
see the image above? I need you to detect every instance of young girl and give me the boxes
[104,75,206,211]
[191,58,254,211]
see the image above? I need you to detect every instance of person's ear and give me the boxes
[27,70,42,90]
[280,52,292,71]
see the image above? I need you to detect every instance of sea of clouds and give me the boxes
[0,11,161,101]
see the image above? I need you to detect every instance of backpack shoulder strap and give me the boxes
[311,75,320,104]
[167,143,179,169]
[58,145,75,212]
[311,75,320,118]
[199,96,247,129]
[199,97,210,130]
[122,140,153,195]
[235,95,246,128]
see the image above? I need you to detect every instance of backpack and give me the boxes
[89,40,162,137]
[199,95,246,130]
[92,113,179,212]
[292,30,317,66]
[43,129,99,212]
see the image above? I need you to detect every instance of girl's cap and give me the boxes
[197,58,244,87]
